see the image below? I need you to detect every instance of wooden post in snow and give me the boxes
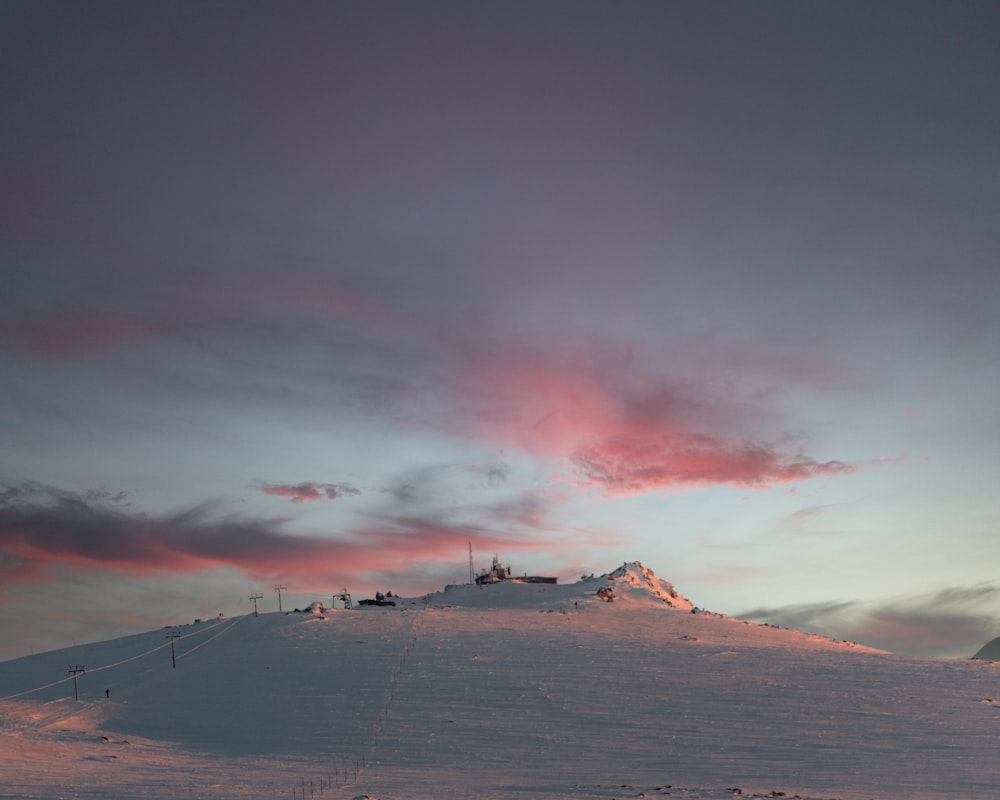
[68,665,85,700]
[166,631,181,668]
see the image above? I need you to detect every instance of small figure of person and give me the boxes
[105,688,110,698]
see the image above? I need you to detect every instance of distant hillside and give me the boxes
[973,635,1000,660]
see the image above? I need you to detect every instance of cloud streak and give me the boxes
[742,585,1000,657]
[259,482,361,503]
[10,312,159,356]
[572,437,854,494]
[457,344,859,494]
[4,282,867,500]
[0,480,571,594]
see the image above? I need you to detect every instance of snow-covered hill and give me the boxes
[973,634,1000,661]
[1,563,999,800]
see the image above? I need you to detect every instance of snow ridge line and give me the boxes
[0,615,235,700]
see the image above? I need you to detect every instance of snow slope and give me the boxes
[973,634,1000,661]
[2,564,1000,800]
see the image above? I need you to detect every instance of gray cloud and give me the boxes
[0,476,566,591]
[741,600,860,636]
[743,585,1000,657]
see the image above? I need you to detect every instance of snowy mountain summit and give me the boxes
[595,561,694,609]
[973,635,1000,661]
[432,560,695,611]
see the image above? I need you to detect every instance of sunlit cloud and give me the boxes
[572,437,854,494]
[259,482,361,502]
[10,312,158,355]
[456,344,859,494]
[285,285,403,330]
[0,480,575,594]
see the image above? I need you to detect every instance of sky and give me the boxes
[1,0,998,661]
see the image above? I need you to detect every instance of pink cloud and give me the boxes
[458,344,859,493]
[287,286,400,328]
[0,482,572,593]
[260,482,360,502]
[12,312,157,355]
[573,437,855,494]
[0,507,463,586]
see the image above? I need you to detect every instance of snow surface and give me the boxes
[2,562,999,800]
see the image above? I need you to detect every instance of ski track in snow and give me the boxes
[2,567,1000,800]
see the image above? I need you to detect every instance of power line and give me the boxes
[0,616,243,703]
[0,617,234,701]
[166,631,181,669]
[175,614,244,660]
[68,665,85,701]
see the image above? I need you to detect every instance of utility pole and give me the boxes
[68,665,85,701]
[274,584,287,613]
[249,592,263,617]
[469,541,474,584]
[166,631,181,668]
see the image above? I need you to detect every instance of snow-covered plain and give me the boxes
[2,563,999,800]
